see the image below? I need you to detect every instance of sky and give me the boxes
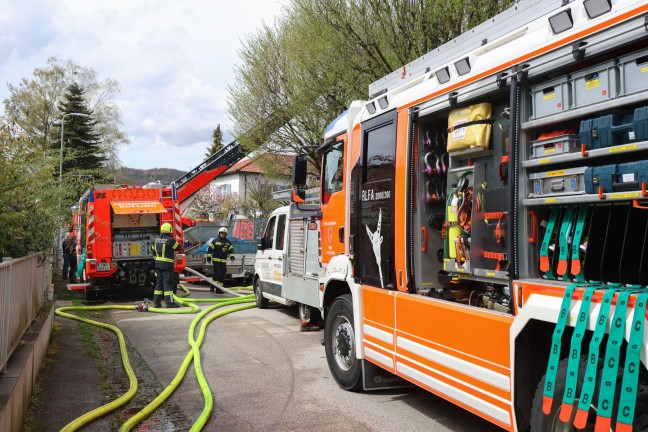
[0,0,284,171]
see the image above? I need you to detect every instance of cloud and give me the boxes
[0,0,283,170]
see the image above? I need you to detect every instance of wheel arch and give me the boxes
[323,279,352,317]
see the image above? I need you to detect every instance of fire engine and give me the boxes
[289,0,648,430]
[73,141,243,299]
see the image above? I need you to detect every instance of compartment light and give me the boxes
[454,57,471,76]
[435,67,451,84]
[584,0,611,19]
[366,101,376,115]
[549,9,573,34]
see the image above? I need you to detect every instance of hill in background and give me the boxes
[111,167,186,186]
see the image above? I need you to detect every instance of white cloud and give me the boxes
[0,0,284,170]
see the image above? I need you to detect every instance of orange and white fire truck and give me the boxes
[290,0,648,430]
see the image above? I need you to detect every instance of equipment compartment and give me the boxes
[619,48,648,97]
[530,76,570,120]
[579,106,648,149]
[529,167,586,197]
[570,60,618,109]
[530,133,580,159]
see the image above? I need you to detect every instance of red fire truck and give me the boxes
[73,183,185,299]
[73,141,243,299]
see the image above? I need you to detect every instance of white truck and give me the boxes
[253,202,322,321]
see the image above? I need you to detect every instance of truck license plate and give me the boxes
[98,263,110,272]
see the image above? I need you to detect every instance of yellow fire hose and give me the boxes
[55,287,255,432]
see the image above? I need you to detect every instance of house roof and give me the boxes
[224,154,293,176]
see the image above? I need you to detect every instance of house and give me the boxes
[209,153,293,199]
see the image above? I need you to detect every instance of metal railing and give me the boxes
[0,254,51,372]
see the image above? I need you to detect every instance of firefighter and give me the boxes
[152,222,180,308]
[208,227,235,292]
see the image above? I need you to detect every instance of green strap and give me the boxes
[596,290,631,425]
[556,206,576,279]
[570,205,589,283]
[540,207,560,280]
[560,285,597,420]
[574,287,617,427]
[543,282,580,411]
[616,291,648,428]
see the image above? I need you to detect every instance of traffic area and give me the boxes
[31,282,498,432]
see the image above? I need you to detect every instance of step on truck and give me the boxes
[73,183,185,299]
[253,195,322,321]
[289,0,648,430]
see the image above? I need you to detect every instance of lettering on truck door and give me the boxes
[354,110,396,289]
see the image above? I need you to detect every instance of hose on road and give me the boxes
[55,285,255,432]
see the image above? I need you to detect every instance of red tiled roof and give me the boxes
[224,154,293,175]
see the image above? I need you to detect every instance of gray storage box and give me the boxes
[529,167,586,198]
[530,134,580,159]
[530,76,571,120]
[619,48,648,97]
[571,60,617,109]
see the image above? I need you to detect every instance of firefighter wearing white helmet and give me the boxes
[151,222,180,308]
[208,227,234,292]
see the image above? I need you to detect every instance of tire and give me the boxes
[254,278,269,309]
[298,303,311,322]
[325,294,363,391]
[530,356,648,431]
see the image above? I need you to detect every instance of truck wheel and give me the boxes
[298,303,311,322]
[530,356,648,431]
[325,294,362,391]
[254,279,268,309]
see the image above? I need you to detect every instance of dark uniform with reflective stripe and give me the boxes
[152,233,180,307]
[209,234,234,289]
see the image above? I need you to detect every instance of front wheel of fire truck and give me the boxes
[325,294,362,391]
[530,356,648,431]
[254,278,268,309]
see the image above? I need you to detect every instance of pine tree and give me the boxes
[205,124,223,157]
[52,83,110,205]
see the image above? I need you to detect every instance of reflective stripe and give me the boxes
[213,258,227,263]
[155,257,174,263]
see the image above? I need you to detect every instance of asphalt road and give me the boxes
[35,283,503,431]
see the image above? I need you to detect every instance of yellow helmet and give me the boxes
[161,222,173,233]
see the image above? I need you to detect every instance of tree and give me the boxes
[0,120,60,257]
[51,83,111,205]
[3,57,129,170]
[188,188,241,223]
[240,176,281,220]
[227,0,514,177]
[205,124,224,157]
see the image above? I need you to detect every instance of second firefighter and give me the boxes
[209,227,235,292]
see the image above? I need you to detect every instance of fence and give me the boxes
[0,254,51,372]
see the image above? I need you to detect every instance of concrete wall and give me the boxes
[0,303,54,432]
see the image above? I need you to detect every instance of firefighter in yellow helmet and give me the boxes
[151,222,180,308]
[208,227,234,292]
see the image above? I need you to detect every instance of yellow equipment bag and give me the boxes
[446,103,493,152]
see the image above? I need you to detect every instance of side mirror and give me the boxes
[292,154,308,187]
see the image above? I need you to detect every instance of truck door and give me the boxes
[353,110,397,289]
[257,213,286,296]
